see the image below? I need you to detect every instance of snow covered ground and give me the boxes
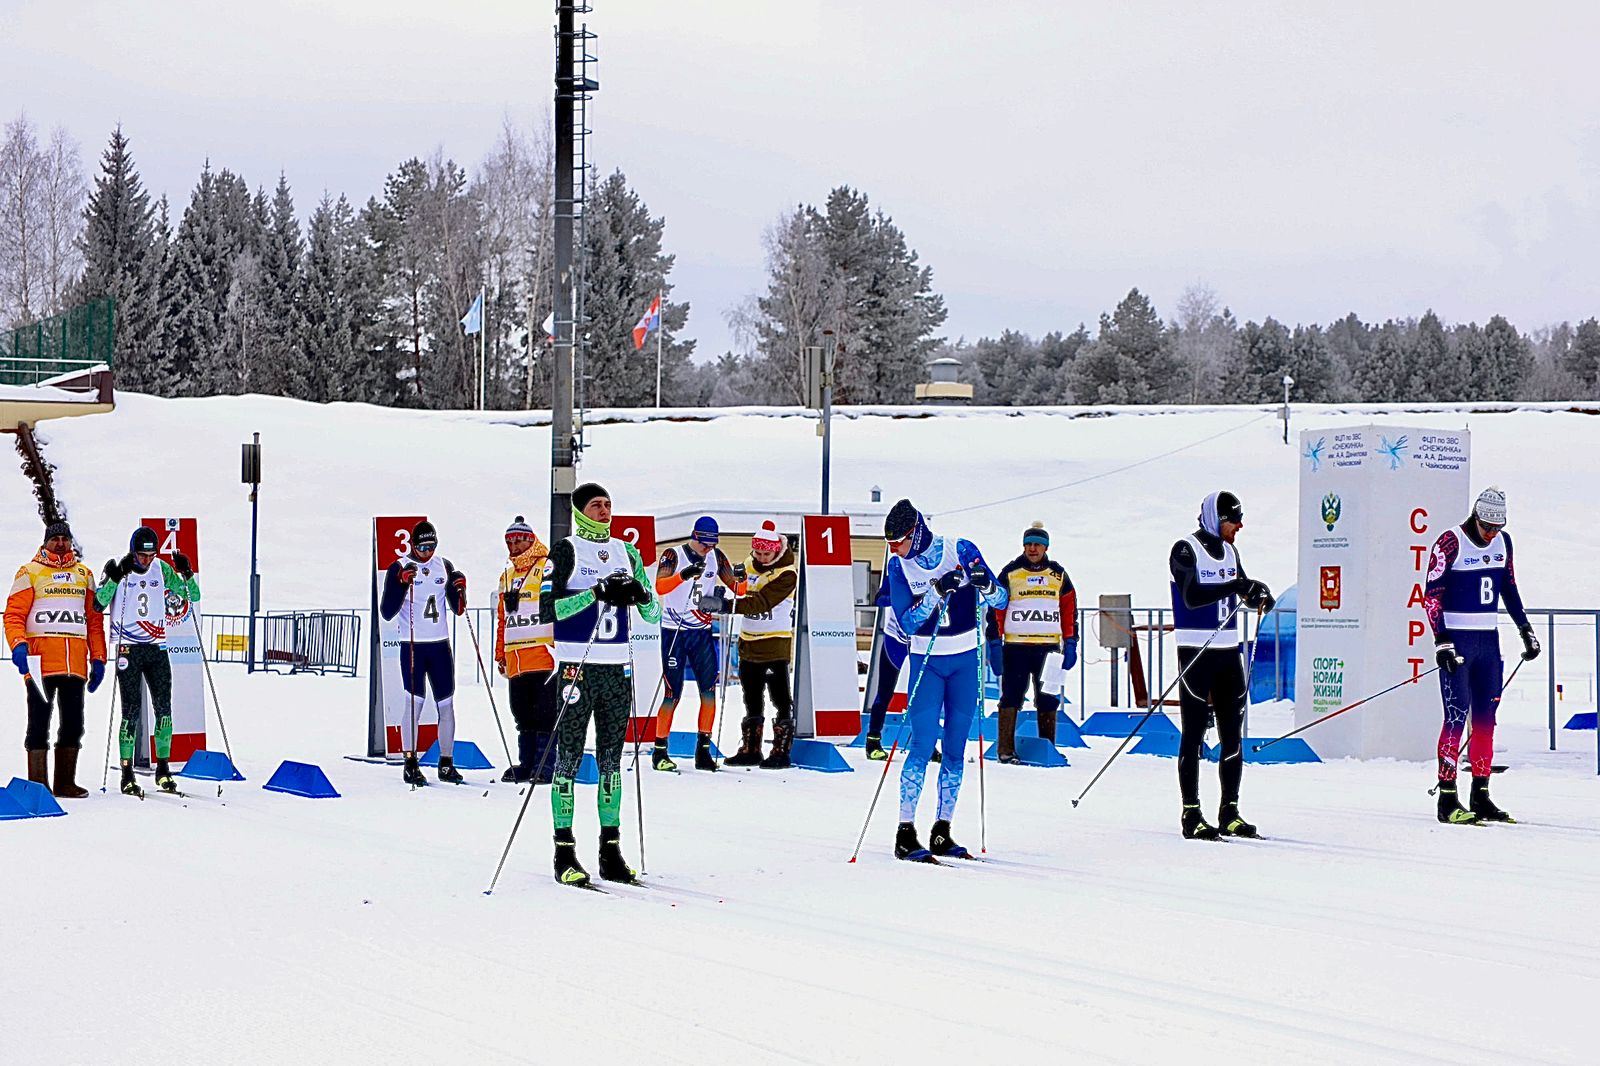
[5,395,1599,1063]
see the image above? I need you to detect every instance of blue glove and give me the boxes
[10,642,27,675]
[89,659,105,693]
[1060,637,1079,672]
[986,640,1004,673]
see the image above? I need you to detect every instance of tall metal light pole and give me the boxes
[549,3,587,540]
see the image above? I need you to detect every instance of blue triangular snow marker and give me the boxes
[666,732,724,760]
[1563,712,1596,731]
[418,740,493,770]
[177,750,245,782]
[849,713,904,747]
[576,753,599,785]
[5,777,65,817]
[789,739,853,773]
[262,760,340,798]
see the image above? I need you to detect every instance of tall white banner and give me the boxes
[140,516,205,767]
[794,514,859,738]
[368,515,437,757]
[1295,426,1470,759]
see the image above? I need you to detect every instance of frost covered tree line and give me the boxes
[4,113,1598,408]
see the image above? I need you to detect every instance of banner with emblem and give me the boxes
[1295,426,1470,759]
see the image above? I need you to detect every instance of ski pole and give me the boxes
[461,607,516,773]
[485,603,610,896]
[100,584,130,792]
[1429,657,1527,795]
[712,607,736,751]
[188,606,238,796]
[1071,601,1244,809]
[848,598,949,863]
[407,581,419,788]
[975,594,987,855]
[1244,665,1442,757]
[626,629,648,873]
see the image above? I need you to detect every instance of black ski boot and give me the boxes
[437,756,464,784]
[597,826,638,884]
[1218,802,1258,838]
[864,733,887,761]
[760,719,794,769]
[119,762,143,798]
[724,717,764,767]
[553,829,591,887]
[651,740,678,773]
[402,753,429,787]
[1469,776,1513,823]
[1181,804,1220,840]
[929,818,971,859]
[503,731,535,782]
[1436,782,1478,824]
[930,748,942,764]
[694,731,720,772]
[894,821,937,862]
[154,758,178,794]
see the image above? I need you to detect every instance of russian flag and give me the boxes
[632,293,661,350]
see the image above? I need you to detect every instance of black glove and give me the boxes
[172,552,193,579]
[731,563,747,584]
[680,557,706,581]
[1519,625,1541,661]
[1436,641,1465,673]
[697,588,730,614]
[968,562,994,591]
[451,571,467,597]
[625,578,653,607]
[398,562,419,586]
[503,589,521,614]
[102,557,124,584]
[593,574,628,606]
[1237,579,1273,611]
[119,552,141,575]
[933,571,965,596]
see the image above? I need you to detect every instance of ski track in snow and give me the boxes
[4,397,1597,1063]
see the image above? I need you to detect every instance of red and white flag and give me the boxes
[632,293,662,350]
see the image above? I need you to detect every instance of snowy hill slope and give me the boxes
[5,395,1599,1065]
[11,394,1598,613]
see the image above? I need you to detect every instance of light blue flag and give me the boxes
[460,291,484,335]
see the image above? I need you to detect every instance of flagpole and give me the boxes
[655,288,663,409]
[478,286,486,410]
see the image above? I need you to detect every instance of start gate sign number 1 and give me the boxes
[794,514,860,738]
[135,517,205,766]
[368,516,436,758]
[610,515,662,743]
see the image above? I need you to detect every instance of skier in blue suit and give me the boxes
[881,499,1006,861]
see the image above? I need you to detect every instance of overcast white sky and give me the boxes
[5,1,1598,359]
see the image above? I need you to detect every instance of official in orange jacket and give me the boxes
[495,516,556,783]
[5,519,107,798]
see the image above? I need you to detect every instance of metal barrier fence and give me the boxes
[0,298,116,385]
[1070,605,1600,774]
[196,610,362,676]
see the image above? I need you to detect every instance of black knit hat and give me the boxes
[44,519,72,542]
[412,520,438,549]
[573,482,610,511]
[130,526,159,554]
[884,498,919,541]
[1022,521,1049,547]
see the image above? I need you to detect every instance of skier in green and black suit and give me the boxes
[542,482,660,887]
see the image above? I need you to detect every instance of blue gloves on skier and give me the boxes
[10,641,27,674]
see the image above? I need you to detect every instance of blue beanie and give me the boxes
[1022,521,1049,547]
[692,516,720,545]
